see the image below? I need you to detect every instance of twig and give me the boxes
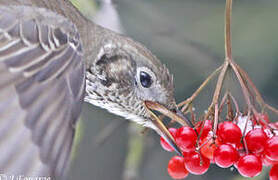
[219,91,229,114]
[228,92,240,122]
[205,61,229,120]
[230,60,253,109]
[190,105,196,125]
[210,0,233,136]
[225,0,233,60]
[213,103,219,137]
[242,109,251,154]
[178,65,223,110]
[265,104,278,115]
[196,120,205,143]
[227,93,234,121]
[236,63,278,115]
[196,136,213,151]
[236,63,264,105]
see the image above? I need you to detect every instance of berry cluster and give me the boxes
[160,114,278,179]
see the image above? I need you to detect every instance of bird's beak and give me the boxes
[144,101,195,156]
[174,108,195,128]
[150,111,183,156]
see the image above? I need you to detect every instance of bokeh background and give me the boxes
[68,0,278,179]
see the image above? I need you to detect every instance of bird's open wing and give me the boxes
[0,6,85,179]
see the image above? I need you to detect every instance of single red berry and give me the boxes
[270,164,278,180]
[167,156,189,179]
[200,137,220,160]
[184,151,210,175]
[262,154,278,166]
[265,136,278,161]
[245,128,268,154]
[176,126,197,152]
[160,128,178,152]
[237,154,262,178]
[217,122,242,144]
[196,120,212,140]
[214,144,239,168]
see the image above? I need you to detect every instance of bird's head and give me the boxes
[85,31,186,155]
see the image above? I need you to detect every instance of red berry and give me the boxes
[270,164,278,180]
[167,156,189,179]
[262,154,278,166]
[176,126,197,152]
[237,154,262,178]
[184,151,210,175]
[160,128,177,152]
[245,128,268,154]
[265,136,278,161]
[214,144,239,168]
[217,122,242,144]
[200,137,220,160]
[233,146,246,169]
[196,120,212,140]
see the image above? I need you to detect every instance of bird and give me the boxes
[0,0,188,179]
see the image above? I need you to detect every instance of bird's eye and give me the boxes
[140,71,153,88]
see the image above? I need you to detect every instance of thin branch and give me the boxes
[227,93,234,121]
[213,103,219,136]
[213,62,229,105]
[225,0,233,60]
[236,63,264,104]
[228,92,240,122]
[178,65,223,110]
[242,109,251,154]
[196,136,213,151]
[205,61,229,120]
[219,91,229,114]
[236,63,278,115]
[230,60,253,108]
[265,104,278,115]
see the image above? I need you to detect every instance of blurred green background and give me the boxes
[68,0,278,179]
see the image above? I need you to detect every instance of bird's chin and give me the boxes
[85,91,182,155]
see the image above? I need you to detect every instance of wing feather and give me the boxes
[0,6,85,179]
